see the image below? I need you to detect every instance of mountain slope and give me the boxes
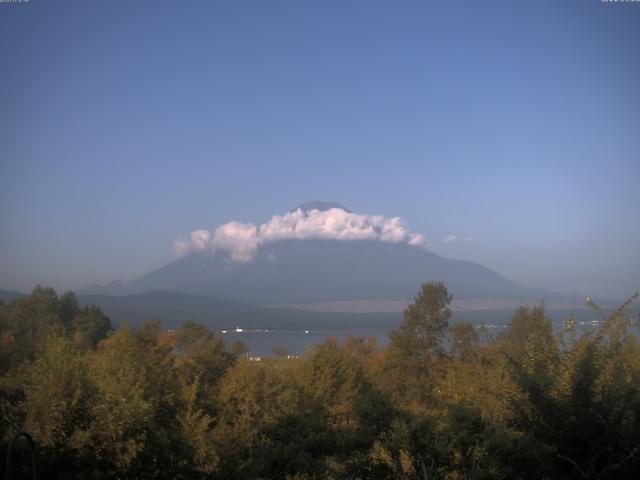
[79,239,552,304]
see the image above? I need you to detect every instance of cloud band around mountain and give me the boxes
[173,207,429,262]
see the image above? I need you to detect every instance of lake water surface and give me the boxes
[220,308,630,358]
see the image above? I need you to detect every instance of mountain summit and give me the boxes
[292,201,352,213]
[79,204,565,306]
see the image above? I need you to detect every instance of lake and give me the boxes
[219,308,629,358]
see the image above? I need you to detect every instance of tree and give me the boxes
[0,286,65,369]
[176,374,219,477]
[57,291,79,330]
[22,336,94,478]
[87,322,186,477]
[499,304,553,362]
[448,322,480,362]
[381,282,452,411]
[298,338,368,428]
[213,359,301,479]
[71,305,112,348]
[173,320,236,413]
[0,287,111,372]
[389,282,452,360]
[296,338,393,478]
[231,340,249,356]
[531,294,640,478]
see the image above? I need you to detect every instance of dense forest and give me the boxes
[1,283,639,479]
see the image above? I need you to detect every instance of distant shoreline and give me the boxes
[267,298,597,314]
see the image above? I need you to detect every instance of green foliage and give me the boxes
[1,285,639,479]
[213,358,303,478]
[71,305,112,349]
[0,286,112,373]
[86,322,189,477]
[389,281,452,359]
[0,286,67,370]
[298,338,368,426]
[176,374,218,475]
[173,320,235,412]
[382,282,453,411]
[21,335,94,477]
[448,322,480,362]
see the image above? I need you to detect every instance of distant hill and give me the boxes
[0,289,27,303]
[78,239,566,305]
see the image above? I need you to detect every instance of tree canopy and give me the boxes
[1,285,639,479]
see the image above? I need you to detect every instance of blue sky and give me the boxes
[1,0,639,298]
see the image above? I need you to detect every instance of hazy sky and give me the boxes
[1,1,639,299]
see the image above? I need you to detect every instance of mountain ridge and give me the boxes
[78,239,571,304]
[292,201,351,213]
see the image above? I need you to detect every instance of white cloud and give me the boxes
[172,229,211,256]
[173,207,430,262]
[442,233,457,244]
[409,233,427,246]
[212,222,259,262]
